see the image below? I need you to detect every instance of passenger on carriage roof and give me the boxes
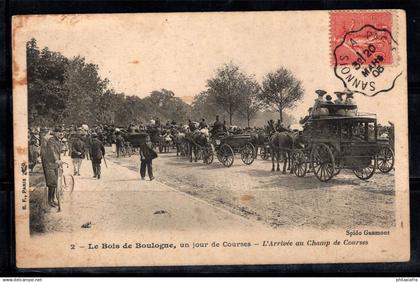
[311,89,328,117]
[324,95,334,104]
[345,91,355,105]
[343,90,358,117]
[334,92,345,104]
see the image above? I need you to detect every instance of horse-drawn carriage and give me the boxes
[211,133,256,167]
[123,131,149,156]
[290,104,395,182]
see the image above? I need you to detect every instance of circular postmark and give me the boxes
[333,24,401,97]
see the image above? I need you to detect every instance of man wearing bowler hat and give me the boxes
[44,126,63,207]
[90,132,105,179]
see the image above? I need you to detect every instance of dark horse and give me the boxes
[186,130,209,162]
[171,127,187,156]
[269,131,303,173]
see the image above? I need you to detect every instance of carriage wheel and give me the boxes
[310,144,335,182]
[328,145,341,176]
[260,146,270,160]
[377,146,394,173]
[203,144,214,165]
[353,156,376,180]
[218,144,234,167]
[291,150,307,177]
[241,143,255,165]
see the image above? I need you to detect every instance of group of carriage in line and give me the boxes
[121,102,395,182]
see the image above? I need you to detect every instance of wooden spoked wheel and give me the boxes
[310,143,335,182]
[353,156,376,180]
[218,144,234,167]
[260,146,270,160]
[241,143,255,165]
[203,144,214,165]
[291,149,307,177]
[377,146,394,173]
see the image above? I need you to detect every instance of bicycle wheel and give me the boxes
[62,174,75,193]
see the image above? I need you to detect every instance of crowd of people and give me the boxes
[28,98,395,208]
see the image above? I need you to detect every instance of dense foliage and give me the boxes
[27,39,303,128]
[27,39,191,127]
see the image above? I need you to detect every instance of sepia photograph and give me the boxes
[13,10,410,268]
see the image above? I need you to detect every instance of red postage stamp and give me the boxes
[330,11,401,96]
[330,11,394,66]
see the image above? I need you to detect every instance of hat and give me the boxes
[334,91,345,97]
[315,89,327,96]
[326,95,332,101]
[344,88,353,95]
[346,91,354,98]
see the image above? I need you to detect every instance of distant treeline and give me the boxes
[27,39,191,127]
[27,38,303,128]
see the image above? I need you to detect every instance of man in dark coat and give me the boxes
[212,115,224,136]
[139,136,157,181]
[71,133,85,176]
[90,132,105,179]
[44,127,63,207]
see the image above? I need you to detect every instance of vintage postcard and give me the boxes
[13,10,409,268]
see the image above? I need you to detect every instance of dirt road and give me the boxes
[110,149,395,229]
[38,152,267,234]
[33,147,395,234]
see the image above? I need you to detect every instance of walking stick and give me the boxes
[103,156,108,168]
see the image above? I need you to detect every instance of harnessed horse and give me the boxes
[269,130,304,173]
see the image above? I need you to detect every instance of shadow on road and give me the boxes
[243,168,362,190]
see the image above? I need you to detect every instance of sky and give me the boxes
[15,11,406,124]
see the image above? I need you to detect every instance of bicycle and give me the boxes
[56,162,75,212]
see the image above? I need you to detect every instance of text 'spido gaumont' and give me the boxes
[346,229,391,237]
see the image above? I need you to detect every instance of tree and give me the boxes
[26,39,191,127]
[191,90,223,122]
[62,56,108,125]
[143,88,191,122]
[206,63,249,125]
[237,75,262,127]
[259,67,304,123]
[27,39,69,126]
